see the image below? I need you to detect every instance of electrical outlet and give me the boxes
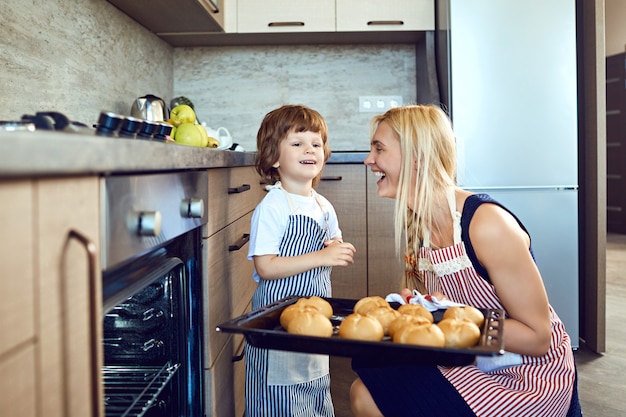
[359,96,403,113]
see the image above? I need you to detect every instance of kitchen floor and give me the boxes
[330,233,626,417]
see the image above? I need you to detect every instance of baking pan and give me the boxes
[216,296,505,366]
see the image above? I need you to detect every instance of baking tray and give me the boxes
[216,296,505,366]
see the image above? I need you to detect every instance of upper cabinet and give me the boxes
[107,0,226,34]
[237,0,335,33]
[109,0,434,47]
[336,0,435,32]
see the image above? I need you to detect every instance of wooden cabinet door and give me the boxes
[37,177,101,417]
[0,181,36,417]
[237,0,336,33]
[336,0,435,32]
[366,171,405,297]
[316,164,368,298]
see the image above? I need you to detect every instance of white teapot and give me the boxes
[204,125,233,150]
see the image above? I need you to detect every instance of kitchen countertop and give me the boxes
[0,130,367,178]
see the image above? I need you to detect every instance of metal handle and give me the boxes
[232,337,246,362]
[228,184,251,194]
[229,233,250,251]
[268,21,305,27]
[367,20,404,26]
[67,229,99,417]
[320,176,343,181]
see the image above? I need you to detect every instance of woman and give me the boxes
[350,105,579,417]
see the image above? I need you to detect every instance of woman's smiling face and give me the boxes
[364,120,403,199]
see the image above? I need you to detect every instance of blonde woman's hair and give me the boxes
[370,105,457,292]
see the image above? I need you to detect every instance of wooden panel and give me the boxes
[0,181,35,356]
[37,177,101,417]
[315,164,368,298]
[0,345,36,417]
[336,0,434,32]
[207,166,265,236]
[366,172,405,297]
[237,0,335,33]
[204,212,256,367]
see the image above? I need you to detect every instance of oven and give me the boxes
[101,170,208,417]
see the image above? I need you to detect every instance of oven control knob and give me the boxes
[136,211,162,236]
[180,198,205,219]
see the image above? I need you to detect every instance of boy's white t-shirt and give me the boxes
[247,187,342,282]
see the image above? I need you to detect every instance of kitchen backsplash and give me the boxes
[173,45,417,151]
[3,0,417,152]
[1,0,173,128]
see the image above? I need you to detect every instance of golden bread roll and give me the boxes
[353,296,390,315]
[437,318,481,348]
[365,306,401,335]
[387,314,432,339]
[392,322,446,347]
[286,309,333,337]
[397,304,434,323]
[296,296,333,319]
[338,313,384,341]
[442,305,485,327]
[280,304,319,329]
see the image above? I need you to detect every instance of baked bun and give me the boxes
[296,296,333,319]
[437,318,481,348]
[392,322,445,347]
[366,306,401,335]
[397,304,434,323]
[387,314,431,339]
[338,313,384,341]
[286,309,333,337]
[280,304,319,329]
[442,305,485,327]
[353,296,390,315]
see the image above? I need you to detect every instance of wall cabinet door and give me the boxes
[237,0,336,33]
[336,0,435,32]
[316,164,368,298]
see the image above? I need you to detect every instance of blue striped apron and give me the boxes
[244,189,335,417]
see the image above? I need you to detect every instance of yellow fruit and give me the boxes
[170,105,196,127]
[207,136,220,148]
[195,124,209,147]
[174,123,204,147]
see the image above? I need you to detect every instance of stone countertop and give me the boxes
[0,130,367,178]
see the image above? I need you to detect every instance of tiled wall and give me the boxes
[2,0,417,151]
[173,45,417,151]
[1,0,173,127]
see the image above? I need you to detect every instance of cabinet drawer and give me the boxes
[337,0,435,32]
[205,332,247,417]
[237,0,335,33]
[0,181,35,356]
[207,167,265,237]
[204,212,256,367]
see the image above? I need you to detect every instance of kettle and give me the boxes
[130,94,168,122]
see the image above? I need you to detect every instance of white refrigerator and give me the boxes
[441,0,579,347]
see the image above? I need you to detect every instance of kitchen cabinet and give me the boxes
[0,177,101,417]
[316,163,405,299]
[336,0,435,32]
[106,0,225,34]
[606,52,626,233]
[203,166,264,416]
[237,0,335,33]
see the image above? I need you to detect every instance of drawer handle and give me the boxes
[228,184,251,194]
[367,20,404,26]
[268,21,305,27]
[320,176,343,181]
[229,233,250,251]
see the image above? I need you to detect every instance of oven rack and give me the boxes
[102,362,180,417]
